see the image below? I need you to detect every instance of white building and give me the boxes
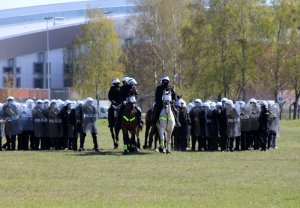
[0,0,135,92]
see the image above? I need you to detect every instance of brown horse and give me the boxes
[143,107,159,149]
[121,96,142,154]
[108,104,121,149]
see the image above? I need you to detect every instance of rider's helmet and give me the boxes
[122,76,130,85]
[112,78,120,86]
[161,76,170,87]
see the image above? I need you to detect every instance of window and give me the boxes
[64,79,72,87]
[38,52,44,63]
[7,58,15,67]
[3,67,13,73]
[16,77,21,88]
[16,67,21,74]
[33,63,43,74]
[64,64,72,74]
[34,78,43,88]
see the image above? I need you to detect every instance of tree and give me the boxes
[284,1,300,119]
[130,0,188,87]
[256,0,298,101]
[73,8,124,101]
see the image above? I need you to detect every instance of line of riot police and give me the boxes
[174,97,280,152]
[0,96,99,151]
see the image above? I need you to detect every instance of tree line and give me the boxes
[73,0,300,117]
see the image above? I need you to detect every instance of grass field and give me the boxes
[0,119,299,208]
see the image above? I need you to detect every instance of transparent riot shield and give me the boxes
[190,107,201,137]
[268,103,280,137]
[33,105,47,138]
[3,103,20,136]
[205,107,218,138]
[226,104,241,137]
[240,105,251,133]
[249,105,260,131]
[82,104,98,134]
[48,106,63,138]
[19,104,33,132]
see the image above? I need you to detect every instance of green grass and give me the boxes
[0,119,299,208]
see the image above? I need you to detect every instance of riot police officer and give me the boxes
[80,97,99,151]
[259,101,270,151]
[152,76,180,127]
[189,99,202,151]
[61,100,76,150]
[2,96,19,150]
[174,99,190,151]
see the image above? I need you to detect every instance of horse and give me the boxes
[108,104,121,149]
[156,90,175,154]
[143,107,159,149]
[121,96,142,154]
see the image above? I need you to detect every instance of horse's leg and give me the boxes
[166,130,172,154]
[109,127,116,148]
[115,126,120,148]
[143,122,150,149]
[158,128,166,153]
[136,127,141,150]
[154,127,159,149]
[122,128,129,154]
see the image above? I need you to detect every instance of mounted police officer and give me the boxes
[116,77,142,128]
[108,78,121,128]
[152,76,180,127]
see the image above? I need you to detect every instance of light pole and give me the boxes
[44,17,53,100]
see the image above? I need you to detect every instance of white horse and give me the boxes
[156,90,175,154]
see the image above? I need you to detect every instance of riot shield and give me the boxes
[82,104,98,134]
[190,107,201,137]
[240,105,251,133]
[249,105,260,131]
[3,102,20,136]
[33,105,48,138]
[226,104,241,137]
[205,107,217,138]
[268,103,280,136]
[19,104,33,132]
[48,106,63,138]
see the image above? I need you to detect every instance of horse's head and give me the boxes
[126,96,137,110]
[162,91,172,110]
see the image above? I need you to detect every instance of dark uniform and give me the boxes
[152,83,179,126]
[117,83,141,126]
[108,85,121,128]
[259,105,270,151]
[174,106,191,151]
[217,106,228,151]
[189,106,201,151]
[74,103,83,150]
[208,108,219,151]
[61,105,76,150]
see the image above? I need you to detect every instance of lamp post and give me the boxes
[44,17,53,100]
